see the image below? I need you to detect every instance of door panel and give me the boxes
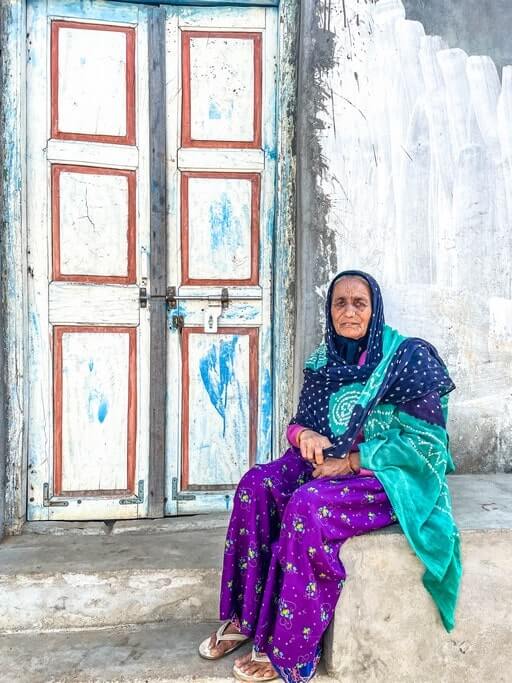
[27,0,150,520]
[181,171,260,284]
[52,165,137,283]
[51,20,136,144]
[182,30,262,147]
[165,5,277,514]
[54,326,137,496]
[182,327,258,490]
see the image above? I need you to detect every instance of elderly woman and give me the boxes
[199,271,461,683]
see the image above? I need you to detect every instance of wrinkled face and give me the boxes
[330,276,372,340]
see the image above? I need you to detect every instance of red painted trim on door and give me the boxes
[181,31,262,149]
[51,164,137,284]
[53,325,137,497]
[51,20,136,145]
[180,327,259,491]
[180,171,260,286]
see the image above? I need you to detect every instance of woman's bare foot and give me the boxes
[208,622,245,658]
[234,651,278,679]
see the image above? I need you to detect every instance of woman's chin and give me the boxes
[337,328,364,339]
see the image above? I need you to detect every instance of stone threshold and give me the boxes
[22,512,231,537]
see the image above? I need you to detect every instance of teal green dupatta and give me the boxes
[309,325,462,631]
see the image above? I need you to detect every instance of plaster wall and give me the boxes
[296,0,512,472]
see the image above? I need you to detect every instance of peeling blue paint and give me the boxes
[30,311,40,336]
[88,360,94,372]
[222,304,259,320]
[199,337,238,436]
[209,192,232,250]
[261,368,272,437]
[264,145,278,161]
[208,191,247,256]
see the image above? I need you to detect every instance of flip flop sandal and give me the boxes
[198,620,250,660]
[233,648,282,682]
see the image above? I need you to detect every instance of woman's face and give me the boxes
[330,276,372,340]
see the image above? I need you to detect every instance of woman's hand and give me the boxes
[312,452,361,478]
[297,429,332,464]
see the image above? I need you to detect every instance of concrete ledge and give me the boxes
[324,474,512,683]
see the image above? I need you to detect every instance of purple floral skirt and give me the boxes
[219,447,396,682]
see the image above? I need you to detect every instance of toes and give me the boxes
[236,653,252,669]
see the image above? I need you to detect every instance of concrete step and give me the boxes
[0,619,333,683]
[0,518,229,632]
[1,475,511,635]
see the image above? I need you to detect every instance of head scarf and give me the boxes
[293,270,455,458]
[323,270,384,379]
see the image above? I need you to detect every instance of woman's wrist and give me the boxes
[296,428,309,446]
[347,452,360,474]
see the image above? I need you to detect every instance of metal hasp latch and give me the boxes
[166,287,229,309]
[139,287,176,308]
[171,477,196,501]
[119,480,145,505]
[204,289,227,333]
[166,287,229,333]
[43,483,69,507]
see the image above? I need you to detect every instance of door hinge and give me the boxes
[119,480,145,505]
[139,287,148,308]
[172,477,196,501]
[43,483,69,507]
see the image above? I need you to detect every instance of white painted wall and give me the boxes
[310,0,512,471]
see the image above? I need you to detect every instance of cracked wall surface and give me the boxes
[296,0,512,472]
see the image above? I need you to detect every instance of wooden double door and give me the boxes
[26,0,277,520]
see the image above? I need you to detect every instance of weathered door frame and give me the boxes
[0,0,299,535]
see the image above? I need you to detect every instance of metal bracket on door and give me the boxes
[119,480,145,505]
[171,477,196,501]
[43,483,69,507]
[139,287,176,309]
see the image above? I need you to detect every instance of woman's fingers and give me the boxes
[314,445,324,465]
[298,431,332,463]
[301,439,312,461]
[306,441,316,462]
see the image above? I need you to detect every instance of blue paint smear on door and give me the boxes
[97,400,109,423]
[208,100,222,119]
[87,389,109,424]
[199,337,238,437]
[209,192,245,253]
